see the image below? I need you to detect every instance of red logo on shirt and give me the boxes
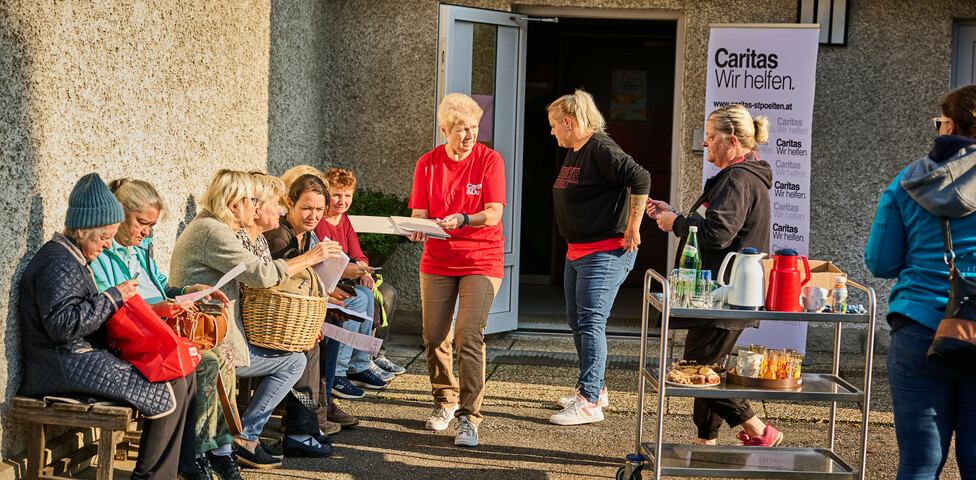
[554,166,580,189]
[466,183,482,195]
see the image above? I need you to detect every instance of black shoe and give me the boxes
[233,442,282,469]
[283,436,334,458]
[206,452,244,480]
[178,456,216,480]
[261,441,283,460]
[316,433,334,445]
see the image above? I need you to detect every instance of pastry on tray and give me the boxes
[667,360,722,385]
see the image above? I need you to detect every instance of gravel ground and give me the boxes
[85,333,955,480]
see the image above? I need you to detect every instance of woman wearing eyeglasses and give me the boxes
[408,93,506,448]
[647,104,778,447]
[865,84,976,479]
[170,169,341,470]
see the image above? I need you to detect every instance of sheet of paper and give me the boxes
[326,303,371,322]
[175,262,246,303]
[347,215,399,235]
[320,321,383,357]
[390,216,450,239]
[312,236,350,294]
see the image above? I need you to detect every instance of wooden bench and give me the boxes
[10,397,133,480]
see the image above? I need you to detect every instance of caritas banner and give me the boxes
[702,24,819,353]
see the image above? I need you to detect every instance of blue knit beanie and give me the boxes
[65,173,125,229]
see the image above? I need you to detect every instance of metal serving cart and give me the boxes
[617,269,877,480]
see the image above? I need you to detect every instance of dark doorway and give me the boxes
[519,17,677,327]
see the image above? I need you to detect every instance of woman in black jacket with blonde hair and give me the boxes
[547,89,650,426]
[647,103,777,447]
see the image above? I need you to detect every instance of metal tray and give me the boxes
[726,370,802,389]
[647,292,870,324]
[641,443,859,479]
[643,370,863,402]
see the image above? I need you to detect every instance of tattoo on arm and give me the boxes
[630,195,648,219]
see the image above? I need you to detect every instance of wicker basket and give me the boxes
[240,284,329,352]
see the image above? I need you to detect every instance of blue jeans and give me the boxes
[235,344,306,441]
[335,284,376,376]
[887,321,976,479]
[564,247,637,404]
[319,316,342,403]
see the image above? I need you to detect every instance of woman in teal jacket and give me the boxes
[864,84,976,480]
[89,178,238,480]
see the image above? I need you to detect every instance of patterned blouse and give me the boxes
[236,229,273,262]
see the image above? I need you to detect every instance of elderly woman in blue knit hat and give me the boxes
[18,173,196,480]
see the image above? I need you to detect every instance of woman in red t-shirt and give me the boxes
[408,93,506,448]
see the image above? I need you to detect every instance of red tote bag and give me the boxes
[106,294,201,382]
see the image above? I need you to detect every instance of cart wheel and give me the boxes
[615,465,643,480]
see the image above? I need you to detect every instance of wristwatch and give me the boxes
[461,213,470,227]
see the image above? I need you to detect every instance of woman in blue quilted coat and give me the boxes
[18,173,195,480]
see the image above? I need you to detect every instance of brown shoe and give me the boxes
[318,415,342,435]
[327,400,359,427]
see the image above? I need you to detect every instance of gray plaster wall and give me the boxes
[267,0,330,175]
[0,0,278,459]
[322,0,976,320]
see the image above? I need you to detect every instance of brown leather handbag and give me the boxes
[166,302,229,351]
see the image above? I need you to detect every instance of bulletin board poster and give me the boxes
[702,25,820,353]
[610,69,647,120]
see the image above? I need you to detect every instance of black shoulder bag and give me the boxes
[926,217,976,371]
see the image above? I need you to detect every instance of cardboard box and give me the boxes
[762,259,846,293]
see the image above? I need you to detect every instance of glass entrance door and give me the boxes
[437,5,526,334]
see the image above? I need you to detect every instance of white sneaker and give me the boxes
[425,405,458,431]
[549,392,604,425]
[558,386,609,408]
[455,416,478,447]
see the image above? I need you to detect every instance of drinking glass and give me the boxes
[667,269,680,306]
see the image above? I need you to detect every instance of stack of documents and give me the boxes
[348,215,450,239]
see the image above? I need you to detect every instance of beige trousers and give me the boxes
[420,272,502,425]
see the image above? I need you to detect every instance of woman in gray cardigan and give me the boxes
[170,170,340,469]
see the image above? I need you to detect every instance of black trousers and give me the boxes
[683,327,755,440]
[285,343,321,436]
[372,282,397,356]
[134,373,196,480]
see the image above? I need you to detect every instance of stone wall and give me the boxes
[0,0,275,459]
[321,0,976,318]
[267,0,330,175]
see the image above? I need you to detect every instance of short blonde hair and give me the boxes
[547,89,606,135]
[249,171,286,206]
[707,104,770,151]
[200,169,255,224]
[108,178,170,222]
[280,165,328,210]
[437,93,483,132]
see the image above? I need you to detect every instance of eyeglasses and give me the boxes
[932,117,948,132]
[248,197,259,206]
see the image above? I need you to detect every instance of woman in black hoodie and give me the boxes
[647,104,777,447]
